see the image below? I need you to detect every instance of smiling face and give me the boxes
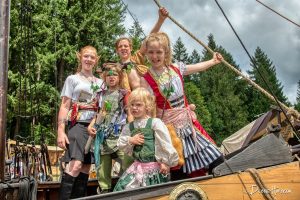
[146,40,166,70]
[116,38,132,63]
[77,46,99,73]
[81,50,98,71]
[145,32,172,70]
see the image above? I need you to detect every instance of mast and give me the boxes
[0,0,10,181]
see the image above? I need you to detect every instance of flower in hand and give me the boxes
[129,133,144,145]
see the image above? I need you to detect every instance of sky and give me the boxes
[122,0,300,104]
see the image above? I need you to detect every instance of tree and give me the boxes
[184,82,213,135]
[294,80,300,111]
[128,20,145,53]
[187,49,201,81]
[8,0,128,144]
[188,49,201,64]
[191,34,249,142]
[173,37,189,63]
[246,47,289,121]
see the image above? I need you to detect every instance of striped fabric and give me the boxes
[178,125,221,174]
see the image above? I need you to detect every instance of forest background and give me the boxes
[7,0,300,146]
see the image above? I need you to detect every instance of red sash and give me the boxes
[144,65,216,144]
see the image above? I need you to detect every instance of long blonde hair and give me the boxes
[128,87,156,118]
[145,32,172,66]
[76,45,99,72]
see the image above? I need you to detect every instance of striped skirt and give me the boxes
[177,125,222,174]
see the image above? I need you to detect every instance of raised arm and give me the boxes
[150,7,169,34]
[184,52,223,75]
[139,7,169,55]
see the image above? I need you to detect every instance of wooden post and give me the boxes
[0,0,10,183]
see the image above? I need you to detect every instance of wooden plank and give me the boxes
[146,161,300,200]
[78,162,300,200]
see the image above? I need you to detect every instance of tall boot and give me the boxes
[59,173,75,200]
[70,172,89,199]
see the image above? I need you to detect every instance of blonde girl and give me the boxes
[114,87,178,191]
[141,32,223,180]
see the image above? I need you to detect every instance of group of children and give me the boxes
[57,7,224,200]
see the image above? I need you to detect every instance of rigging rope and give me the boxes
[152,0,300,141]
[256,0,300,28]
[213,0,300,141]
[120,0,147,38]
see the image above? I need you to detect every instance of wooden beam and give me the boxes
[0,0,10,182]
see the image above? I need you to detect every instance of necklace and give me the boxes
[151,67,166,80]
[79,72,99,93]
[80,71,94,81]
[151,67,174,97]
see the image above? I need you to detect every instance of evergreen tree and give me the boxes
[188,49,201,64]
[128,20,145,53]
[294,80,300,111]
[246,47,289,121]
[8,0,127,144]
[187,49,201,81]
[191,34,248,142]
[173,37,189,63]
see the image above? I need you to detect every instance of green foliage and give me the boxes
[246,47,289,121]
[7,2,291,147]
[191,34,249,142]
[184,82,213,134]
[173,37,189,63]
[294,80,300,111]
[128,20,145,53]
[8,0,127,145]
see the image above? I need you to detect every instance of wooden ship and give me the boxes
[1,0,300,200]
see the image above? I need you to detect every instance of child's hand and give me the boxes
[159,7,169,20]
[87,125,96,137]
[159,163,170,175]
[129,133,144,145]
[213,52,223,64]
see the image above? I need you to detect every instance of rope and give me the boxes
[120,0,147,38]
[256,0,300,28]
[223,160,253,200]
[152,0,300,141]
[246,168,275,200]
[213,0,300,141]
[152,0,289,112]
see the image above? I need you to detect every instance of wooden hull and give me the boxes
[79,161,300,200]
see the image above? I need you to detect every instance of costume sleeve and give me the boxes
[153,118,179,167]
[60,75,74,99]
[175,61,187,76]
[131,51,148,76]
[117,124,134,156]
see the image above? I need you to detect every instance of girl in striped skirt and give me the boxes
[141,32,224,180]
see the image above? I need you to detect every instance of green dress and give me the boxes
[113,118,169,191]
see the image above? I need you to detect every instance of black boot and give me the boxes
[59,173,75,200]
[70,172,89,199]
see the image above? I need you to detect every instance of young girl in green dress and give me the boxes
[114,87,178,191]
